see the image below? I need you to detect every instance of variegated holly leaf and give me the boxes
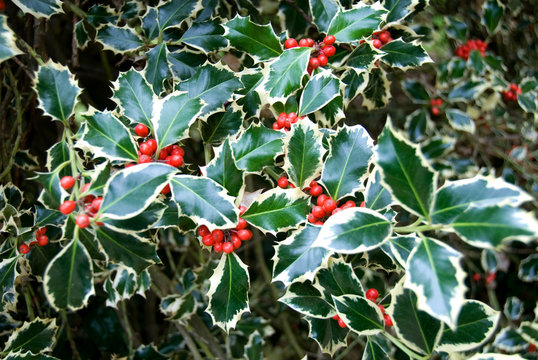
[2,318,58,355]
[168,50,206,81]
[33,168,69,210]
[446,108,475,133]
[85,4,117,27]
[493,328,528,352]
[44,238,95,311]
[405,237,466,328]
[112,70,154,127]
[236,72,264,119]
[362,337,389,360]
[362,67,391,110]
[469,354,527,360]
[0,256,18,306]
[376,122,437,220]
[157,0,201,32]
[451,206,538,249]
[342,70,368,106]
[244,331,263,360]
[206,253,249,333]
[448,81,487,102]
[519,254,538,282]
[96,25,144,53]
[280,281,334,318]
[272,224,331,286]
[104,267,151,308]
[315,258,364,307]
[96,227,160,273]
[504,297,524,321]
[304,316,349,355]
[77,111,139,162]
[231,124,284,173]
[332,295,384,335]
[206,139,244,198]
[103,201,167,234]
[0,15,22,63]
[283,121,325,189]
[11,0,63,18]
[201,107,243,145]
[100,163,177,220]
[346,43,383,73]
[35,62,81,124]
[160,293,197,320]
[78,227,106,262]
[482,0,504,35]
[406,109,429,142]
[310,0,340,33]
[380,40,431,69]
[383,0,420,23]
[242,188,309,234]
[170,175,239,229]
[437,300,500,352]
[177,63,242,116]
[365,167,393,211]
[327,5,387,43]
[279,0,310,38]
[35,204,65,228]
[145,43,171,96]
[314,94,345,128]
[311,208,392,254]
[432,175,532,224]
[85,162,111,197]
[298,70,341,116]
[321,124,374,200]
[224,15,282,62]
[387,235,419,268]
[403,80,430,102]
[518,92,537,113]
[180,19,227,52]
[46,142,70,175]
[519,321,538,346]
[152,92,204,150]
[257,47,311,103]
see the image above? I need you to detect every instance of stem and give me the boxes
[61,310,82,360]
[284,0,313,25]
[335,334,362,360]
[279,314,305,357]
[23,285,35,321]
[394,224,444,233]
[119,301,135,359]
[383,332,427,360]
[17,38,45,66]
[176,324,204,360]
[264,166,282,182]
[204,143,212,165]
[487,286,500,311]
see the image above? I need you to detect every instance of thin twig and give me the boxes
[284,0,313,26]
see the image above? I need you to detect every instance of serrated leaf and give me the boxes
[224,15,282,62]
[333,295,384,335]
[321,124,374,200]
[380,39,431,69]
[0,15,22,63]
[170,175,239,228]
[201,107,243,145]
[279,0,311,38]
[86,162,111,197]
[244,331,263,360]
[2,318,58,355]
[403,80,430,102]
[231,124,284,173]
[445,17,468,42]
[327,5,386,43]
[405,109,429,142]
[142,8,159,40]
[46,141,70,177]
[152,92,204,150]
[113,70,154,127]
[145,43,171,95]
[518,92,537,113]
[43,238,94,311]
[299,70,341,116]
[362,67,391,110]
[96,25,144,53]
[0,256,18,306]
[346,43,383,72]
[314,94,345,128]
[519,322,538,346]
[157,0,201,32]
[236,72,264,119]
[168,50,206,81]
[33,168,69,210]
[448,81,486,102]
[160,293,197,320]
[242,188,309,234]
[100,163,177,220]
[305,316,349,355]
[446,108,475,133]
[342,70,368,106]
[482,0,504,35]
[206,139,244,198]
[105,267,151,308]
[365,167,393,211]
[280,281,334,318]
[388,235,419,267]
[432,175,532,224]
[86,5,117,27]
[11,0,63,18]
[283,121,326,189]
[35,204,65,228]
[310,0,340,33]
[103,201,167,233]
[272,224,331,286]
[376,122,437,220]
[362,338,390,360]
[180,19,227,52]
[35,62,81,123]
[316,258,365,306]
[384,0,420,23]
[77,111,139,162]
[405,237,466,328]
[519,254,538,282]
[206,253,249,333]
[493,328,528,352]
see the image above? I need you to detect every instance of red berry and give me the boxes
[139,143,153,155]
[322,45,336,57]
[37,235,48,247]
[379,31,391,44]
[378,304,386,314]
[198,225,210,237]
[272,122,281,130]
[237,229,252,241]
[161,184,171,194]
[473,273,481,282]
[431,107,441,116]
[30,241,37,247]
[76,214,90,228]
[366,288,379,301]
[332,315,339,320]
[172,146,184,156]
[202,234,214,246]
[317,194,329,206]
[278,176,289,188]
[169,154,184,167]
[318,54,328,66]
[332,208,343,215]
[36,227,47,236]
[60,176,76,190]
[232,235,242,249]
[285,38,298,49]
[239,205,247,215]
[324,35,336,45]
[223,242,234,253]
[309,57,320,68]
[19,244,30,254]
[344,200,356,208]
[312,206,325,219]
[314,221,324,225]
[139,154,152,164]
[306,38,314,47]
[236,218,248,230]
[310,185,323,197]
[529,343,536,352]
[486,272,496,284]
[213,242,223,253]
[212,229,224,243]
[434,98,443,106]
[308,213,318,223]
[372,39,382,49]
[384,314,393,327]
[0,1,5,11]
[60,200,76,215]
[135,124,149,137]
[91,197,103,212]
[146,139,158,153]
[337,318,346,328]
[323,199,337,213]
[509,83,519,92]
[158,149,169,160]
[299,38,309,47]
[360,201,365,207]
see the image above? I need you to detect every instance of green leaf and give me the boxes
[384,0,420,23]
[85,5,117,27]
[445,17,468,42]
[405,109,429,142]
[206,139,244,198]
[77,112,139,162]
[342,70,368,106]
[438,300,500,352]
[283,121,326,189]
[452,206,538,249]
[180,19,227,52]
[144,43,171,95]
[11,0,63,18]
[432,175,532,224]
[152,92,204,150]
[321,124,374,200]
[376,122,437,220]
[446,108,475,133]
[362,68,391,110]
[177,63,243,116]
[236,72,264,119]
[448,81,486,102]
[206,253,250,333]
[405,237,466,328]
[314,94,345,128]
[518,92,537,113]
[104,267,151,308]
[469,50,486,75]
[113,70,154,127]
[96,25,144,53]
[493,328,528,352]
[142,8,159,40]
[482,0,504,35]
[85,162,111,197]
[327,5,387,43]
[103,201,167,234]
[299,70,341,116]
[315,258,365,305]
[272,224,331,286]
[170,175,239,228]
[96,227,160,273]
[387,235,419,267]
[244,331,263,360]
[201,107,243,145]
[168,50,206,81]
[403,80,430,102]
[346,43,383,72]
[362,338,390,360]
[157,0,201,32]
[304,316,348,355]
[312,208,392,254]
[280,281,334,318]
[2,318,58,355]
[35,204,65,228]
[333,295,384,335]
[100,163,177,219]
[519,322,538,346]
[43,238,94,311]
[35,62,81,123]
[231,124,284,173]
[0,257,18,306]
[0,15,22,63]
[258,47,311,103]
[224,15,282,62]
[159,293,197,320]
[388,282,443,355]
[33,168,69,210]
[279,0,311,39]
[380,39,431,69]
[365,167,393,211]
[310,0,340,33]
[519,254,538,282]
[504,296,524,321]
[242,188,309,234]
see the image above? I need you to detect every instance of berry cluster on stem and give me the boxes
[502,83,522,101]
[284,35,337,74]
[59,180,104,228]
[19,226,49,254]
[430,98,443,116]
[369,30,393,49]
[272,112,305,131]
[455,39,487,60]
[304,180,363,225]
[366,288,393,327]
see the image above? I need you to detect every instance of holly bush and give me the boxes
[0,0,537,359]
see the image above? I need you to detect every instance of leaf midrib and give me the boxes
[227,22,281,56]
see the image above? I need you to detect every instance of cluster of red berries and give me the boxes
[284,35,337,74]
[304,180,363,225]
[272,112,306,131]
[366,288,393,327]
[19,227,49,254]
[59,177,103,228]
[472,272,496,285]
[370,30,393,49]
[332,314,346,328]
[455,39,487,60]
[430,98,443,116]
[134,124,185,167]
[196,206,252,254]
[501,83,522,101]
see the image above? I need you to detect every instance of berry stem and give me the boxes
[204,143,212,165]
[383,332,428,360]
[23,284,36,321]
[394,223,444,233]
[284,0,313,25]
[61,310,82,360]
[264,166,282,183]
